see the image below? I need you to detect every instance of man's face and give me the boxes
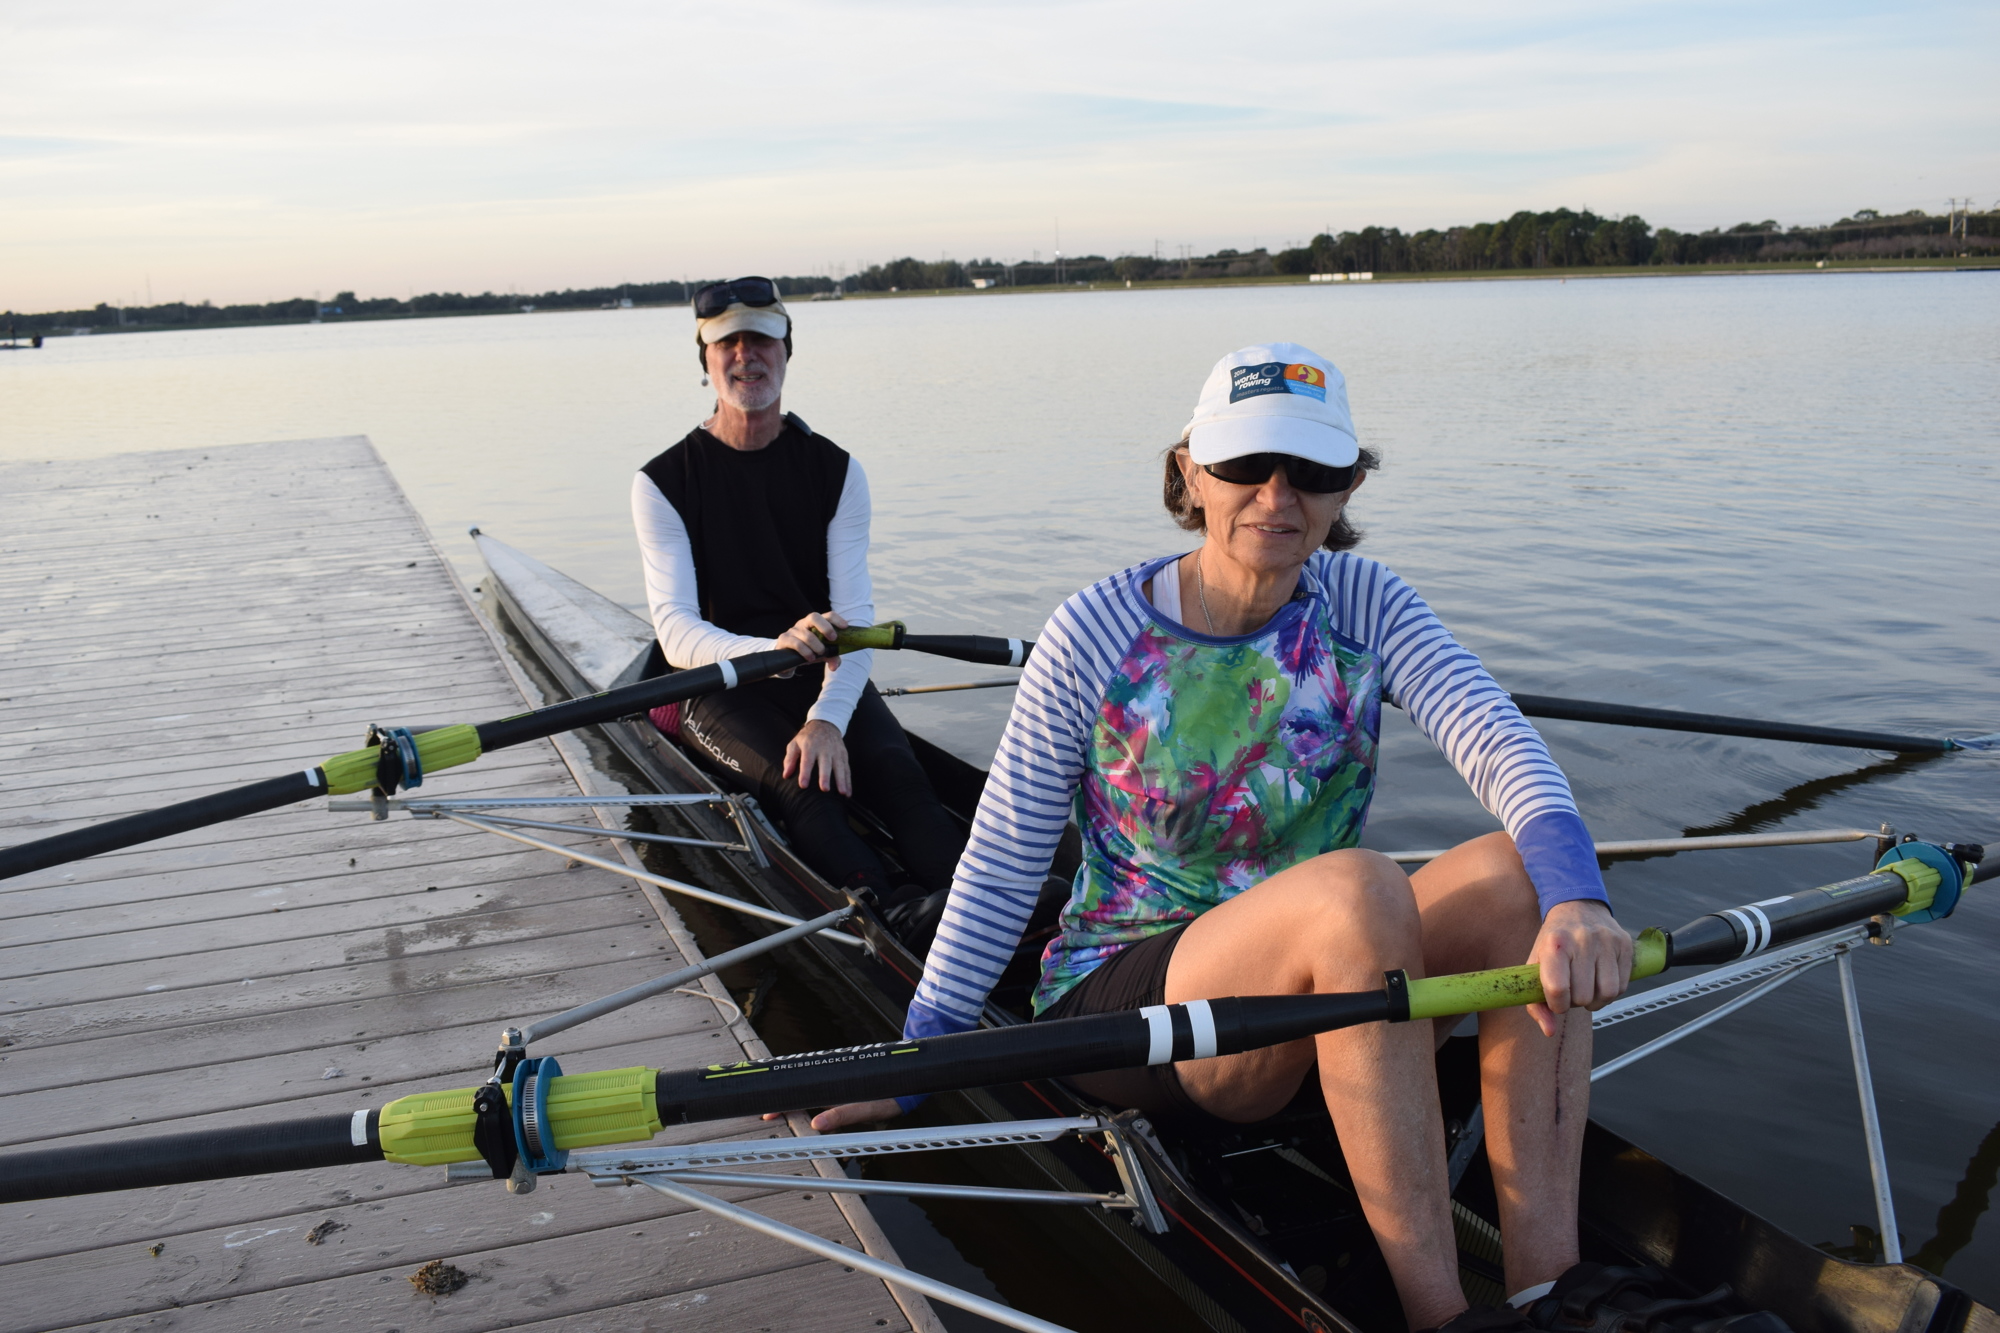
[705,331,786,413]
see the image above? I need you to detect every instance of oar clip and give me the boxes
[362,722,451,803]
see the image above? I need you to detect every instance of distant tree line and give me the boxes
[8,207,1992,334]
[1262,207,1999,276]
[3,275,836,336]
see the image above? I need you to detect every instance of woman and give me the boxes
[814,343,1633,1333]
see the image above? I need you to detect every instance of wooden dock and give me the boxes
[0,438,936,1331]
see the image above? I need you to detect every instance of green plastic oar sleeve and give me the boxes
[375,1066,660,1166]
[1402,927,1668,1021]
[317,724,484,796]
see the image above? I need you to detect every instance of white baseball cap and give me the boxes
[1184,343,1358,467]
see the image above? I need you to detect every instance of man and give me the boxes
[631,277,965,927]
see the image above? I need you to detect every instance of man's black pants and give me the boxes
[677,669,966,904]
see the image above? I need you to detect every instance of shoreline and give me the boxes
[24,257,1998,339]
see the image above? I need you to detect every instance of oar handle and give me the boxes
[1399,928,1670,1021]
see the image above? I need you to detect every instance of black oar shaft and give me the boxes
[652,991,1392,1125]
[473,649,804,752]
[0,771,322,882]
[0,650,806,883]
[0,628,1033,883]
[896,634,1031,668]
[1509,693,1949,754]
[0,1113,380,1204]
[0,843,1978,1205]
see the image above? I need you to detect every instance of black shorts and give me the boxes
[1037,924,1208,1122]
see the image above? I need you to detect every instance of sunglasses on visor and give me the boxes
[693,276,781,319]
[1202,452,1358,494]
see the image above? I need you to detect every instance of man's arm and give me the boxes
[805,461,875,734]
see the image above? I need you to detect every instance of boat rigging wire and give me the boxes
[631,1175,1078,1333]
[433,810,869,947]
[1384,826,1882,863]
[877,677,1021,697]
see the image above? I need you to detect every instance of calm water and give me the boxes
[5,274,1997,1301]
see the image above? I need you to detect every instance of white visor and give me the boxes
[698,304,790,344]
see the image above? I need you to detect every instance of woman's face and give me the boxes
[1177,448,1363,576]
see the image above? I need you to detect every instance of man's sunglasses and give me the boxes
[693,276,781,319]
[1203,453,1358,494]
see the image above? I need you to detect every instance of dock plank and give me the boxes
[0,438,920,1332]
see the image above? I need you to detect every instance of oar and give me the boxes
[852,631,1987,753]
[0,624,1013,882]
[878,678,1021,698]
[3,840,1976,1204]
[1508,694,1993,755]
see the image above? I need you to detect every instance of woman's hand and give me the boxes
[761,1100,905,1132]
[1525,898,1632,1037]
[774,610,847,675]
[783,719,852,795]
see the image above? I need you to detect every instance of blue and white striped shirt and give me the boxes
[905,549,1606,1041]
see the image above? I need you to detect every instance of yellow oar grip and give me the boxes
[1402,927,1667,1021]
[836,621,905,652]
[318,724,484,796]
[376,1066,662,1166]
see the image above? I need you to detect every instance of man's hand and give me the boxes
[774,610,847,677]
[783,719,852,796]
[1526,898,1632,1037]
[760,1100,906,1133]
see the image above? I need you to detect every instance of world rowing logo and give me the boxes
[1229,361,1329,403]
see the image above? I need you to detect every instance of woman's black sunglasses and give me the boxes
[693,276,781,319]
[1203,452,1358,494]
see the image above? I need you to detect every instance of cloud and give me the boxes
[1,0,1994,308]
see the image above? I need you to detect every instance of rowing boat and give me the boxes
[472,532,1994,1333]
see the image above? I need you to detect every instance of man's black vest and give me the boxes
[639,415,851,640]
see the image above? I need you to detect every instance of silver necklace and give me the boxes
[1194,550,1218,633]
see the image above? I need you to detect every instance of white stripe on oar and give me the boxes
[1008,638,1026,667]
[1139,1005,1173,1065]
[1720,908,1770,957]
[717,659,738,689]
[350,1109,370,1147]
[1185,999,1218,1059]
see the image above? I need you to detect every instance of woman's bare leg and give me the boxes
[1163,835,1584,1326]
[1164,849,1466,1329]
[1409,833,1589,1297]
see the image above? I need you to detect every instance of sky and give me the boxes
[3,0,1995,311]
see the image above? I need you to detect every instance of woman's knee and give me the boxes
[1274,850,1422,954]
[1414,832,1543,967]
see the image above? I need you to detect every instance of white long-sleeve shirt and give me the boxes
[630,458,876,733]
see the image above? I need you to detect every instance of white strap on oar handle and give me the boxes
[1719,902,1778,958]
[1007,638,1026,667]
[1137,1000,1219,1065]
[716,659,738,689]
